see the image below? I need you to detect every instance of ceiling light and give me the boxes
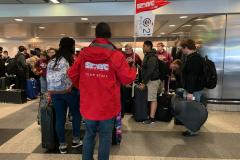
[169,25,176,27]
[196,25,206,27]
[180,16,188,19]
[50,0,60,3]
[160,32,165,35]
[35,37,39,39]
[91,25,96,29]
[14,18,23,22]
[39,26,45,29]
[60,33,65,36]
[183,25,192,27]
[195,18,203,21]
[81,18,88,21]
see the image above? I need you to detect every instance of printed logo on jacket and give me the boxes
[84,62,110,78]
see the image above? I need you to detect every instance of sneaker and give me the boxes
[142,118,155,124]
[182,130,198,137]
[59,144,67,154]
[72,140,83,148]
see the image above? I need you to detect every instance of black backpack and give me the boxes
[202,56,217,89]
[158,59,169,81]
[5,54,20,75]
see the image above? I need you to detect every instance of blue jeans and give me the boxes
[179,88,204,103]
[51,89,81,144]
[82,118,114,160]
[40,76,47,93]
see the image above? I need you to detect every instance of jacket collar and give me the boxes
[91,38,112,45]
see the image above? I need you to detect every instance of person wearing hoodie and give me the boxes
[68,22,136,160]
[139,40,160,124]
[47,37,82,154]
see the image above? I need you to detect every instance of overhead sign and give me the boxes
[135,0,170,37]
[135,12,155,37]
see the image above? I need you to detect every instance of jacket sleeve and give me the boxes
[67,56,82,88]
[114,53,137,85]
[142,56,158,85]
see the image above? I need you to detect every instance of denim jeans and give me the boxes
[40,76,47,93]
[179,89,204,103]
[51,89,81,144]
[82,118,114,160]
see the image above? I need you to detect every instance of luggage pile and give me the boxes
[0,75,27,104]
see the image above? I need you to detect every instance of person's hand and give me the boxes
[138,83,145,90]
[125,84,132,88]
[187,93,193,100]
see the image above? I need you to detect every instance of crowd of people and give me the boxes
[0,22,206,160]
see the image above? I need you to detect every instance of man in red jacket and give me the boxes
[68,22,136,160]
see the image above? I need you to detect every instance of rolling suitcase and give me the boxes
[133,86,148,122]
[0,89,27,104]
[112,112,122,145]
[155,93,173,122]
[0,77,6,90]
[26,78,38,99]
[41,103,58,150]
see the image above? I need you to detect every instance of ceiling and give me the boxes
[0,14,210,40]
[0,0,197,4]
[0,0,134,3]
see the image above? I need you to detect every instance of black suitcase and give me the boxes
[0,77,6,90]
[133,86,148,122]
[155,105,173,122]
[41,104,58,150]
[0,89,27,104]
[155,93,173,122]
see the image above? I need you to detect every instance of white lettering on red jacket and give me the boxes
[85,62,109,71]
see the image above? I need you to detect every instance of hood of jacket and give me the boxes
[81,38,117,62]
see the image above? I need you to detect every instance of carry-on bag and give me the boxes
[171,95,208,132]
[133,86,148,122]
[26,78,38,99]
[41,103,58,150]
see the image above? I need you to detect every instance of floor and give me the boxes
[0,100,240,160]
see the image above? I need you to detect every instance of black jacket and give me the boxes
[16,52,29,79]
[182,52,204,93]
[141,50,159,85]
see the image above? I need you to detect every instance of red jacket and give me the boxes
[156,49,173,66]
[68,38,136,120]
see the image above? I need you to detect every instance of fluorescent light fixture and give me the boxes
[60,33,65,36]
[50,0,60,3]
[180,16,188,19]
[196,24,206,27]
[91,25,96,29]
[169,25,176,27]
[195,18,203,21]
[81,18,88,21]
[35,37,39,38]
[183,25,192,27]
[14,18,23,22]
[160,32,165,35]
[39,26,45,29]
